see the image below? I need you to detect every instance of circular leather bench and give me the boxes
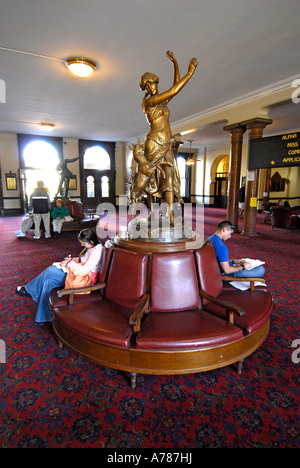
[50,240,272,388]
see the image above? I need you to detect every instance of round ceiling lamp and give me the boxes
[39,122,55,130]
[65,57,97,77]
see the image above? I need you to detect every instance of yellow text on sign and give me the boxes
[250,197,257,207]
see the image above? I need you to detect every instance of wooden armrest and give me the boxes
[222,276,265,291]
[200,288,245,324]
[57,282,106,305]
[129,292,150,333]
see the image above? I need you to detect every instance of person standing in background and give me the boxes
[29,181,51,239]
[238,182,245,219]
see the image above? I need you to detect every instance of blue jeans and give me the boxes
[230,265,265,278]
[25,266,67,323]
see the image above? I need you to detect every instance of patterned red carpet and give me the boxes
[0,209,299,448]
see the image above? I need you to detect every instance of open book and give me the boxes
[241,258,265,271]
[52,262,67,272]
[229,281,266,291]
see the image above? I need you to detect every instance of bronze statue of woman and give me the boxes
[139,51,198,225]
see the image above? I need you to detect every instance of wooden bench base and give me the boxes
[53,318,270,388]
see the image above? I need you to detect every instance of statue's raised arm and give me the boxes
[141,52,198,108]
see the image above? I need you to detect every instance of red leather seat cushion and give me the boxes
[221,282,268,292]
[150,251,200,311]
[53,300,133,348]
[203,290,273,334]
[136,309,244,350]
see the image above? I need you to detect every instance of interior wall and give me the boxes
[0,133,20,211]
[0,133,128,214]
[269,166,300,207]
[0,131,299,216]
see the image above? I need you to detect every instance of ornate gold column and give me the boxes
[223,123,246,230]
[242,118,273,236]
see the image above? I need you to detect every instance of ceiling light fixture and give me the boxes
[186,139,201,165]
[186,140,195,166]
[65,57,97,77]
[0,47,97,78]
[39,122,55,130]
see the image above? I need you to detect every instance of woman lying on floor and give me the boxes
[16,229,103,325]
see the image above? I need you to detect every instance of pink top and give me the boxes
[67,244,103,284]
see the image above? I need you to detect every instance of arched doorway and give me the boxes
[211,154,230,208]
[79,140,116,209]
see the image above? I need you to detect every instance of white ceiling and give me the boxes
[1,0,300,149]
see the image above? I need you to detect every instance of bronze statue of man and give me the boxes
[55,156,79,198]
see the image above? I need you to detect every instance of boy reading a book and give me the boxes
[208,220,265,278]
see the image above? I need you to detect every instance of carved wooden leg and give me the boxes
[130,372,137,389]
[237,359,244,374]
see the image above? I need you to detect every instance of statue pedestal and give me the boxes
[112,216,203,253]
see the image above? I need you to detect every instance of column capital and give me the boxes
[241,117,273,139]
[223,122,246,133]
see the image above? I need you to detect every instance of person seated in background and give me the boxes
[208,220,265,278]
[15,229,103,324]
[14,213,34,238]
[51,198,69,238]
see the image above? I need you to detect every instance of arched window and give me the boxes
[87,175,95,198]
[23,140,59,168]
[101,176,109,197]
[84,146,111,170]
[216,154,229,177]
[22,140,60,198]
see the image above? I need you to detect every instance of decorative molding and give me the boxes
[171,74,300,129]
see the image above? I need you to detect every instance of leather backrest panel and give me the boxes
[150,251,200,311]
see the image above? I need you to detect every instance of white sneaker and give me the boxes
[33,236,40,239]
[16,232,26,238]
[45,234,51,239]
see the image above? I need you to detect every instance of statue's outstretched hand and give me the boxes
[166,50,176,63]
[188,57,199,75]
